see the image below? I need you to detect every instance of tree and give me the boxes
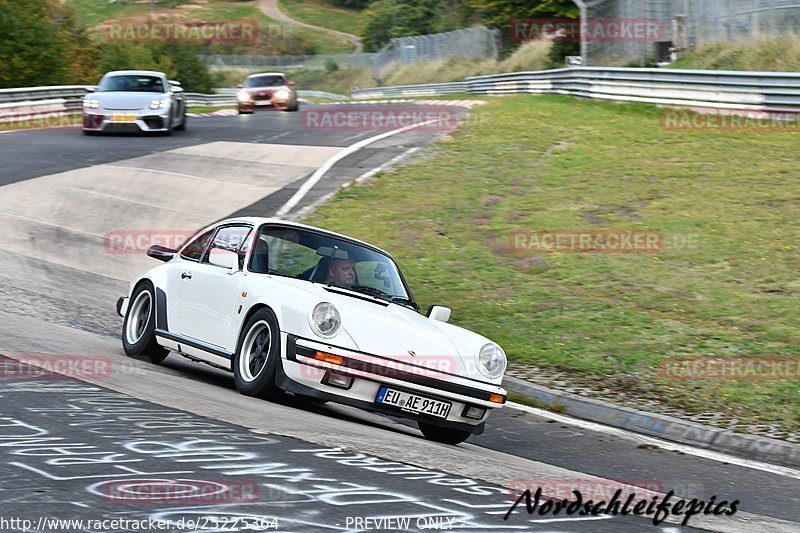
[0,0,99,88]
[358,0,477,51]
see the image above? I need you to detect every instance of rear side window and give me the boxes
[181,230,214,261]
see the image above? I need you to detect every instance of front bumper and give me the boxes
[83,108,172,132]
[280,335,506,433]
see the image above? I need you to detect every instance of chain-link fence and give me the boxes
[200,26,500,84]
[584,0,800,66]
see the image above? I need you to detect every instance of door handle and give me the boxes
[181,272,192,279]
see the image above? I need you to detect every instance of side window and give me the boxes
[181,229,214,262]
[203,226,252,266]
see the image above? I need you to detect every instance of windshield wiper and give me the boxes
[347,284,390,298]
[347,285,419,310]
[390,297,420,310]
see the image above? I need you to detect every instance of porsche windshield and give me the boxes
[97,75,165,93]
[248,226,412,304]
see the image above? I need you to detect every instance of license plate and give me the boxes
[254,101,272,106]
[376,386,451,419]
[111,114,137,123]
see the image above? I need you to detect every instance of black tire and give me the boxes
[286,101,299,112]
[418,421,471,445]
[238,108,252,115]
[82,130,99,136]
[175,111,186,131]
[121,282,169,364]
[233,308,282,399]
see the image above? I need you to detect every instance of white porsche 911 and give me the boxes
[117,218,507,444]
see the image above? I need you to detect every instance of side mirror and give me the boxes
[426,305,451,323]
[147,245,175,262]
[171,85,184,93]
[85,86,96,93]
[287,81,296,86]
[236,83,243,88]
[208,249,238,271]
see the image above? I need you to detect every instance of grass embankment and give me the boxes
[279,0,362,35]
[672,36,800,71]
[209,41,552,95]
[304,95,799,432]
[68,0,354,54]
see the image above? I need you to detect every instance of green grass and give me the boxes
[672,36,800,71]
[304,95,800,432]
[67,0,353,54]
[279,0,362,36]
[188,105,236,113]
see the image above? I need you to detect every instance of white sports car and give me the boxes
[117,218,507,444]
[83,70,187,135]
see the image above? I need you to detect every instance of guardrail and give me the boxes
[352,67,800,112]
[0,86,352,122]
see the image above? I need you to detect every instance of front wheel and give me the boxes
[175,111,186,131]
[122,282,169,364]
[418,421,471,445]
[233,308,282,399]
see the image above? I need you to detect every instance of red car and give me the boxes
[237,72,299,113]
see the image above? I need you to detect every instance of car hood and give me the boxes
[272,278,469,365]
[95,92,162,110]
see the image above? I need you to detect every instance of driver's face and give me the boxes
[328,259,355,285]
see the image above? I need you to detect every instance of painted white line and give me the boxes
[291,146,422,221]
[265,131,291,142]
[506,401,800,479]
[275,118,439,217]
[352,146,420,186]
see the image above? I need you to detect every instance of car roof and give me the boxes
[103,70,166,77]
[212,218,391,257]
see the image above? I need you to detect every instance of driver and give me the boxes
[326,258,355,286]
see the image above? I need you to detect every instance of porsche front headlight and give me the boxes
[83,98,99,109]
[237,90,251,103]
[150,98,171,110]
[275,89,290,100]
[476,343,506,379]
[310,302,340,338]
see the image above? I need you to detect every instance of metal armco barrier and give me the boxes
[352,67,800,112]
[0,87,353,120]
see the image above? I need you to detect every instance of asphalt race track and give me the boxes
[0,106,798,533]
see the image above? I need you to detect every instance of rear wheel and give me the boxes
[233,308,282,399]
[417,421,471,445]
[122,282,169,364]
